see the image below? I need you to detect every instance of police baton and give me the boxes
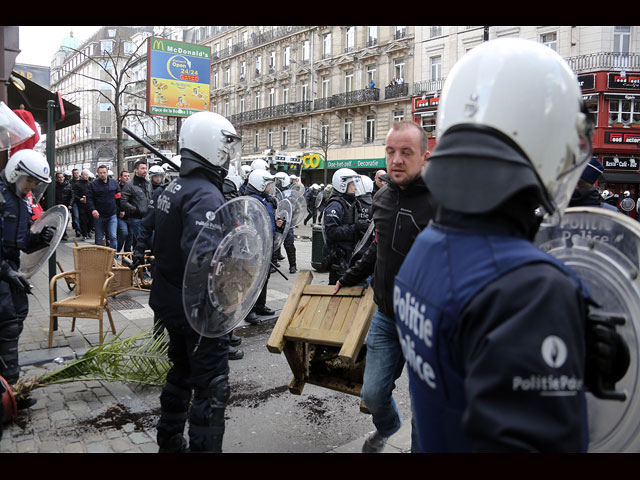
[270,262,289,281]
[123,127,181,171]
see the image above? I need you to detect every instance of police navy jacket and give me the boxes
[393,210,591,453]
[149,171,226,330]
[0,177,39,321]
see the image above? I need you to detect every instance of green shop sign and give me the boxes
[326,158,386,169]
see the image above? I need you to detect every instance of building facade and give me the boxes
[200,26,414,185]
[413,26,640,215]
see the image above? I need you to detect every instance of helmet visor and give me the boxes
[347,175,366,197]
[0,102,36,151]
[542,107,594,225]
[222,129,242,175]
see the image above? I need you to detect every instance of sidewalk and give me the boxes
[1,221,412,453]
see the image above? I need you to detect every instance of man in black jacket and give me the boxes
[86,165,120,249]
[71,170,93,240]
[121,160,152,249]
[55,172,72,240]
[334,121,437,452]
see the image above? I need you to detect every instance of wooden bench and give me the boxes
[267,270,376,398]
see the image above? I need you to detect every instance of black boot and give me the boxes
[228,345,244,360]
[229,332,242,346]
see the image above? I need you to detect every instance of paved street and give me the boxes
[0,221,412,453]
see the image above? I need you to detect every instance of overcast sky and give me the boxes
[16,26,102,67]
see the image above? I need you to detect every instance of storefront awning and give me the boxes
[7,71,80,131]
[602,172,640,183]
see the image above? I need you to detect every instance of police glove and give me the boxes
[38,226,57,246]
[129,249,146,270]
[0,261,32,294]
[356,219,370,235]
[585,313,630,401]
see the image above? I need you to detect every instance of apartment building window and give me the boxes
[269,51,276,71]
[239,96,245,113]
[430,56,441,81]
[301,83,309,102]
[124,42,134,55]
[240,61,246,81]
[345,70,354,92]
[365,115,375,143]
[368,27,378,47]
[256,56,262,75]
[302,40,310,63]
[100,125,112,134]
[393,110,404,122]
[540,32,557,51]
[255,92,261,110]
[322,77,330,98]
[254,130,259,151]
[609,98,640,126]
[322,123,329,144]
[101,40,113,54]
[430,26,442,38]
[395,26,406,40]
[269,88,275,107]
[300,124,308,147]
[323,33,332,58]
[367,66,376,87]
[344,118,353,143]
[281,126,288,148]
[614,26,631,53]
[283,87,289,104]
[394,59,405,83]
[284,47,291,67]
[225,67,231,85]
[268,129,273,148]
[213,71,218,89]
[224,99,229,117]
[345,27,355,53]
[226,38,232,55]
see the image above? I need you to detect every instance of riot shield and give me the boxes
[19,205,69,279]
[282,188,306,228]
[273,198,293,252]
[183,196,273,338]
[315,190,324,209]
[535,206,640,452]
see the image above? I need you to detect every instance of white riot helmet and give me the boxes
[248,169,275,193]
[164,155,181,172]
[332,168,365,195]
[359,175,374,195]
[250,159,269,172]
[4,149,52,201]
[624,191,631,197]
[275,171,290,189]
[424,38,593,221]
[225,163,243,191]
[289,174,298,183]
[149,164,165,181]
[178,111,241,173]
[240,164,252,180]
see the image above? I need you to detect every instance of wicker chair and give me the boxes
[107,251,153,297]
[49,246,116,348]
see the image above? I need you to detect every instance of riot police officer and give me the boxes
[274,171,298,274]
[149,111,242,453]
[243,169,283,322]
[393,38,629,452]
[0,149,55,409]
[321,168,369,285]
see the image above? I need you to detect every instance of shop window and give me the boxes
[609,99,640,126]
[421,115,436,136]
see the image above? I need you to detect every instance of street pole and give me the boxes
[47,100,58,330]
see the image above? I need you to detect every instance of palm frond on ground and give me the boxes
[12,330,171,401]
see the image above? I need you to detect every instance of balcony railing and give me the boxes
[230,100,312,125]
[385,83,408,99]
[566,52,640,74]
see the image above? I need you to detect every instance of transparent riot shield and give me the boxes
[19,204,69,279]
[273,198,293,253]
[282,188,306,228]
[315,190,324,209]
[183,196,272,338]
[535,206,640,452]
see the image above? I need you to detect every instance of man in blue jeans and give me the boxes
[333,121,437,452]
[86,165,120,250]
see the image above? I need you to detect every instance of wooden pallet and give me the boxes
[267,270,376,398]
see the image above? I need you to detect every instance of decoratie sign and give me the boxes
[326,158,386,169]
[146,37,211,117]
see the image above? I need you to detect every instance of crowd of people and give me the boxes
[0,38,636,453]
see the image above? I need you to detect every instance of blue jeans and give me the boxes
[127,218,141,249]
[361,309,405,438]
[117,218,132,252]
[72,203,80,232]
[94,214,117,250]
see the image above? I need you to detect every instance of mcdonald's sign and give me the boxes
[146,37,212,117]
